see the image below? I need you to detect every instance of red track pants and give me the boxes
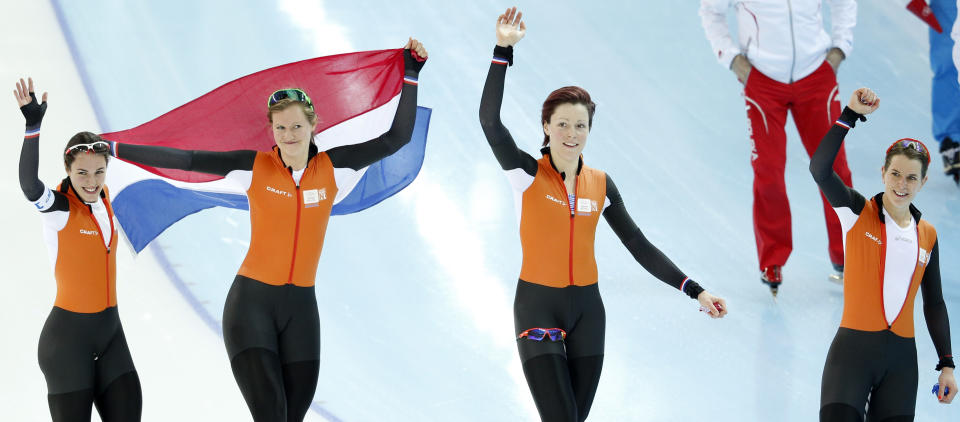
[743,61,853,271]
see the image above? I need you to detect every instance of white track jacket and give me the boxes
[700,0,857,84]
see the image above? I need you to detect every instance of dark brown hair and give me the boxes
[884,138,930,178]
[64,132,109,170]
[541,86,597,146]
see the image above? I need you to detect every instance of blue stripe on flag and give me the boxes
[114,180,249,252]
[114,106,430,252]
[331,106,431,214]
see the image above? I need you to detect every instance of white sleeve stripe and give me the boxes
[505,168,535,193]
[832,206,859,238]
[32,187,56,211]
[332,167,367,205]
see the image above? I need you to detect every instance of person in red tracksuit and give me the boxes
[699,0,857,293]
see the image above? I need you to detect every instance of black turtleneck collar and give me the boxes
[540,146,583,180]
[872,192,922,224]
[274,142,319,172]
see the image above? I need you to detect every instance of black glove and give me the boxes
[20,92,47,129]
[839,106,866,128]
[403,48,426,75]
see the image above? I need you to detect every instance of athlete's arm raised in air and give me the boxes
[15,77,69,213]
[920,241,958,403]
[326,43,426,171]
[810,88,878,214]
[602,174,728,317]
[478,8,538,185]
[16,78,48,202]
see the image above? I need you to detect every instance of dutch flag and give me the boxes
[102,49,431,252]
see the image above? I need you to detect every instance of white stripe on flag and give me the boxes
[107,93,401,196]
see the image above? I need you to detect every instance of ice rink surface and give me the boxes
[1,1,958,421]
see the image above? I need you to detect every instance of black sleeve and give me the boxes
[19,133,70,212]
[326,50,422,171]
[809,106,866,214]
[478,45,538,177]
[19,132,44,202]
[113,142,256,176]
[920,241,955,371]
[602,174,704,299]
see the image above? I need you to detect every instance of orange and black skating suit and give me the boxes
[479,44,708,421]
[111,50,423,420]
[19,109,141,418]
[811,107,953,421]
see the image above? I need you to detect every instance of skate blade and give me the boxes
[828,273,843,284]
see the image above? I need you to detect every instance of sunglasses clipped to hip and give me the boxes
[517,327,567,342]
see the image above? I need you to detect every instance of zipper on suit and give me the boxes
[787,0,797,83]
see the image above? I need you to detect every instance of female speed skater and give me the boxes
[105,39,427,422]
[478,8,728,422]
[15,77,142,421]
[811,87,957,421]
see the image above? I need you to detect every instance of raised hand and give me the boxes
[848,87,879,115]
[496,6,526,47]
[403,37,428,74]
[13,77,48,127]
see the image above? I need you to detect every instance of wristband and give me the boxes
[836,106,866,129]
[681,277,704,300]
[936,355,955,371]
[493,45,513,66]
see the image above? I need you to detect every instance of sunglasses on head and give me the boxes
[65,141,110,155]
[267,88,313,111]
[886,138,930,165]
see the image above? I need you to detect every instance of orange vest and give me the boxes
[237,147,337,286]
[53,183,118,313]
[519,154,606,288]
[841,195,937,338]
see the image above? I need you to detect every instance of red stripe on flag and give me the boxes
[101,49,405,183]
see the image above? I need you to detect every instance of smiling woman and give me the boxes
[63,132,110,200]
[15,77,142,421]
[478,7,727,422]
[810,88,957,421]
[104,40,428,422]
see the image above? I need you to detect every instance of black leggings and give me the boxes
[223,275,321,422]
[38,306,141,421]
[514,280,606,422]
[47,372,142,422]
[820,328,918,422]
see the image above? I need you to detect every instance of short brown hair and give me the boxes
[64,132,109,170]
[267,97,317,127]
[541,86,596,146]
[884,138,930,178]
